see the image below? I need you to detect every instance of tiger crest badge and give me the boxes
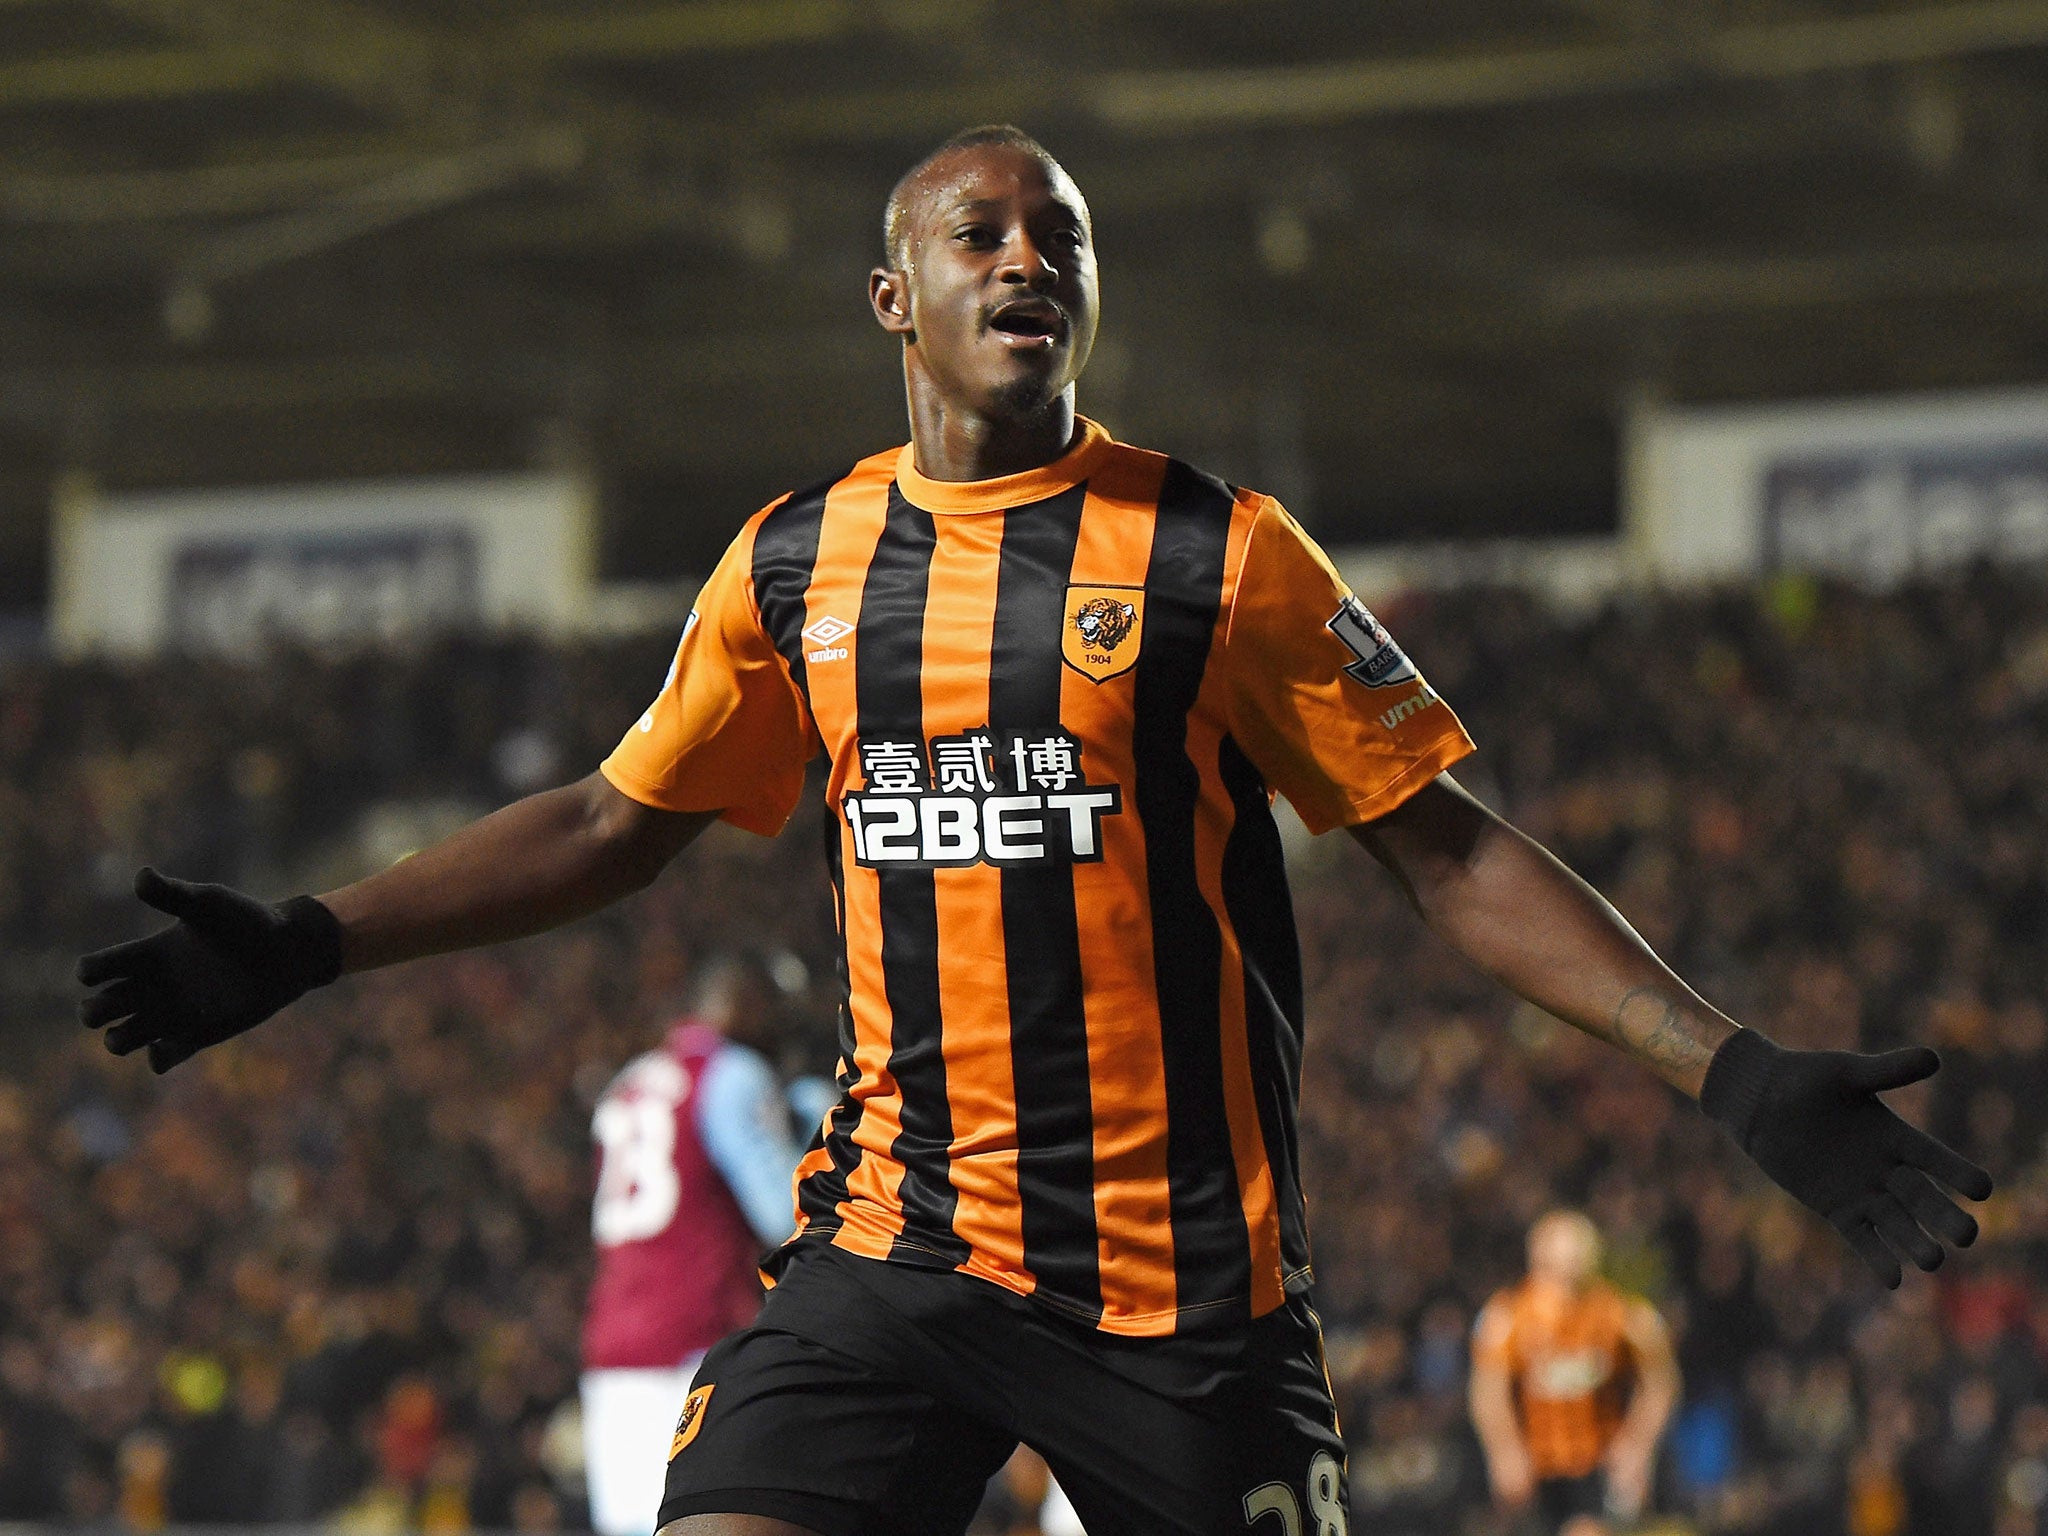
[669,1384,714,1460]
[1063,585,1145,682]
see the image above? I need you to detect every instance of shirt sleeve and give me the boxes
[694,1044,805,1249]
[601,516,814,836]
[784,1074,839,1132]
[1220,499,1475,833]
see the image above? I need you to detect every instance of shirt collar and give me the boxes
[894,416,1114,515]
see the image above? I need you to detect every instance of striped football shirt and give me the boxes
[603,417,1474,1335]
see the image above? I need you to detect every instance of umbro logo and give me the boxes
[804,614,852,663]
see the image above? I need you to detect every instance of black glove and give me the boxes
[1701,1027,1993,1288]
[77,867,343,1074]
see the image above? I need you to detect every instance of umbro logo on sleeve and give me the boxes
[803,615,853,663]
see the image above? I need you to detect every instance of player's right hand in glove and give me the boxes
[77,867,343,1074]
[1700,1027,1993,1287]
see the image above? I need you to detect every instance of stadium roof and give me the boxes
[4,0,2048,597]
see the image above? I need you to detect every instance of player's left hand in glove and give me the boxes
[77,867,343,1074]
[1701,1027,1993,1288]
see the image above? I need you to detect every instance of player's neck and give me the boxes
[1530,1274,1593,1305]
[904,385,1079,483]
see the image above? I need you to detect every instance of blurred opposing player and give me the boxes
[582,956,813,1536]
[82,124,1991,1536]
[1470,1212,1678,1536]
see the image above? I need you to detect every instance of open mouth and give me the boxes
[988,305,1066,344]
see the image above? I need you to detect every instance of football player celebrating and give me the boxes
[81,126,1989,1536]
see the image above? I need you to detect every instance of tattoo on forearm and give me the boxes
[1611,986,1716,1076]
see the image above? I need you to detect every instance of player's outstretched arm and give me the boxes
[1352,773,1992,1286]
[78,773,717,1073]
[1352,774,1735,1093]
[316,772,715,969]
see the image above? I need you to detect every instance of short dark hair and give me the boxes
[881,124,1064,269]
[686,951,773,1017]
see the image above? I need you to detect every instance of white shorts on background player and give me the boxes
[1042,1476,1087,1536]
[582,1046,821,1536]
[582,1358,704,1536]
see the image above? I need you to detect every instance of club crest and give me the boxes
[669,1383,714,1460]
[1063,585,1145,682]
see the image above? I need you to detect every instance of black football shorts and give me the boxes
[1534,1471,1609,1532]
[656,1241,1350,1536]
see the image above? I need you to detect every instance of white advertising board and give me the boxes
[51,472,596,656]
[1626,387,2048,587]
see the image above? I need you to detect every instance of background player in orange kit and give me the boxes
[80,126,1991,1536]
[1470,1211,1678,1536]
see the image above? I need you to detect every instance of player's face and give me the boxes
[878,146,1099,420]
[1529,1215,1600,1289]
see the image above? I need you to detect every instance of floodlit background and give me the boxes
[3,2,2047,1532]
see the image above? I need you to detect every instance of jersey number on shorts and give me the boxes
[1242,1452,1346,1536]
[592,1096,682,1245]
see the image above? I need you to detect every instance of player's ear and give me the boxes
[870,267,914,337]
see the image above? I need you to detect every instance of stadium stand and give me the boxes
[2,566,2044,1534]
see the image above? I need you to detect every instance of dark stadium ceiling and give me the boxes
[5,0,2048,597]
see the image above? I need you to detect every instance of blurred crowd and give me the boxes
[1,564,2044,1534]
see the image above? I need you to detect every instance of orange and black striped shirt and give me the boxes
[603,418,1474,1336]
[1472,1278,1648,1478]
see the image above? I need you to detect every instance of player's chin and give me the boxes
[981,365,1073,419]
